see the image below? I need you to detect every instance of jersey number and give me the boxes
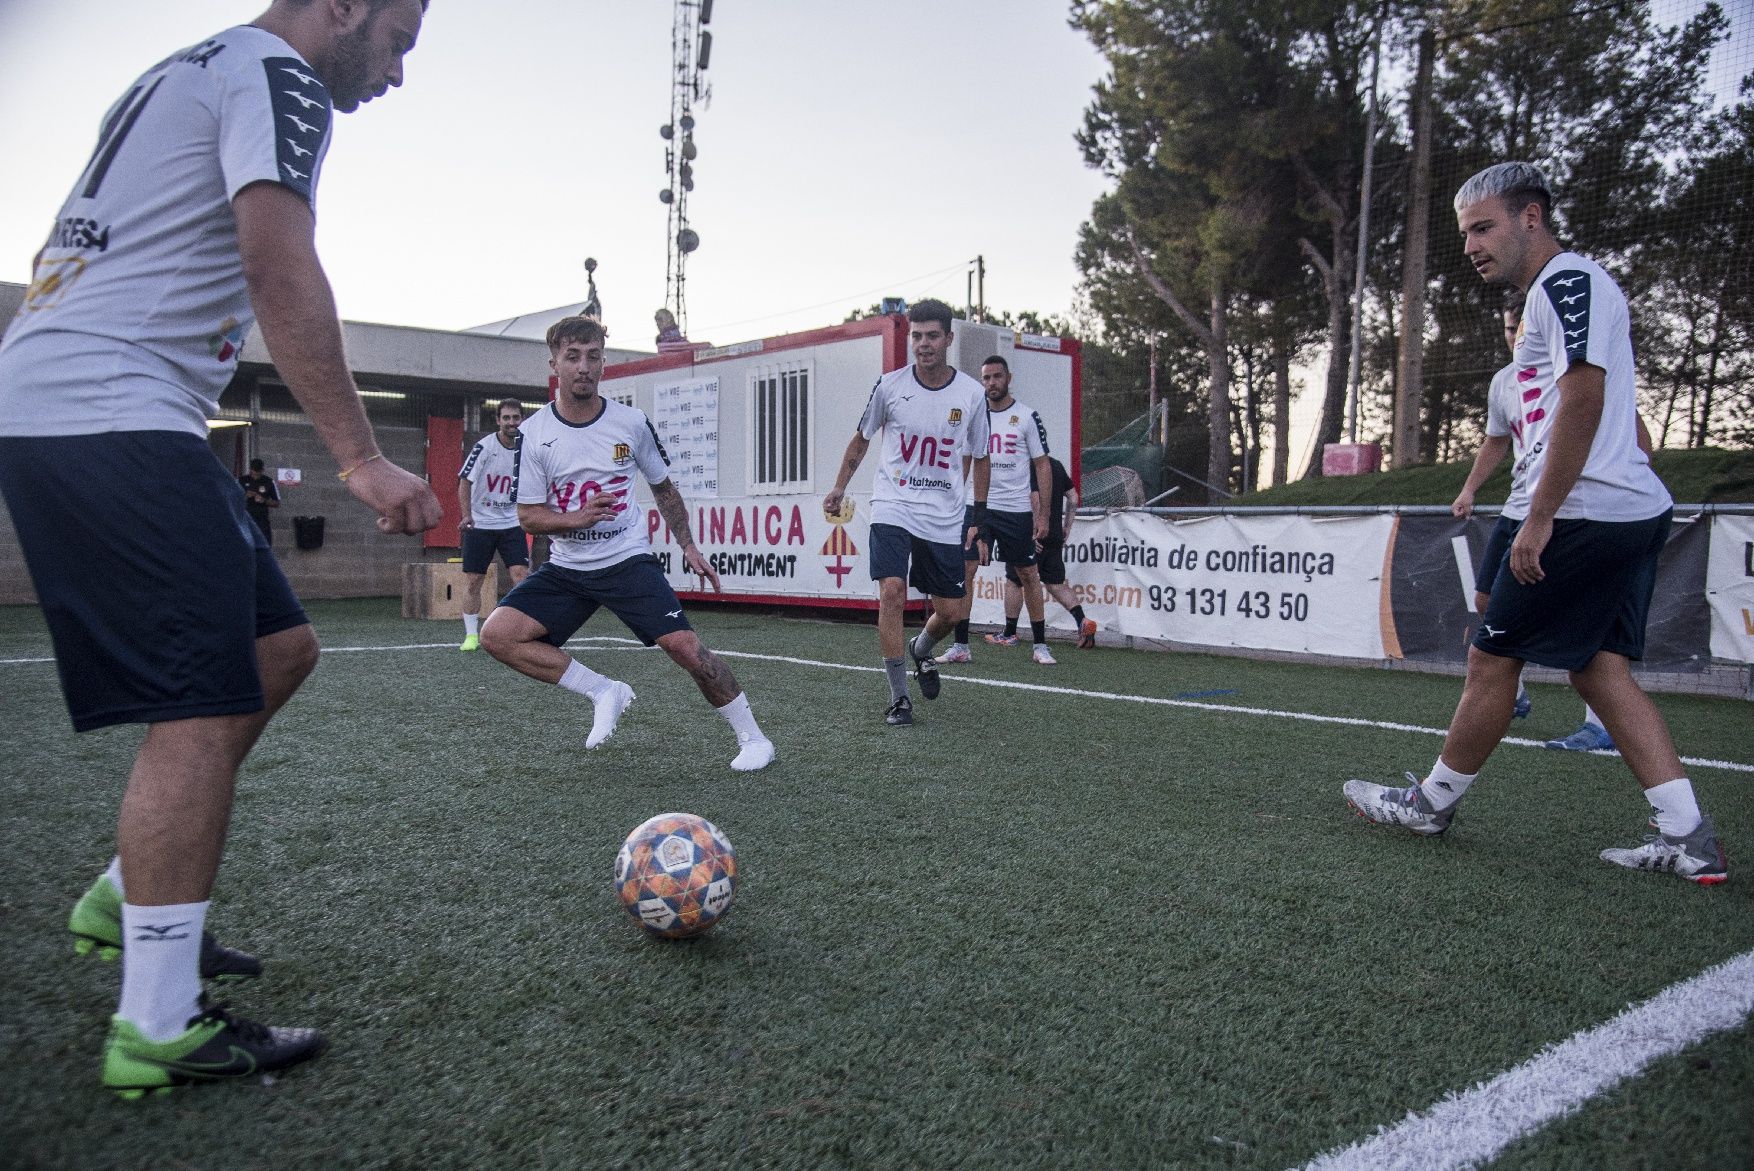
[80,77,164,199]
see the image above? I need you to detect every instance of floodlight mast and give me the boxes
[661,0,712,336]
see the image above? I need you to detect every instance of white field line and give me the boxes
[1292,948,1754,1171]
[4,640,1750,775]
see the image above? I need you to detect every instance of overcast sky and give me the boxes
[0,0,1112,350]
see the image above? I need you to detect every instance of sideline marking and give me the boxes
[5,640,1749,774]
[704,649,1754,775]
[1293,948,1754,1171]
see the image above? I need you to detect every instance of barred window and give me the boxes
[750,362,812,492]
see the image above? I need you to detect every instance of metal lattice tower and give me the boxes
[660,0,712,335]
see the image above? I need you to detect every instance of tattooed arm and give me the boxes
[652,478,721,592]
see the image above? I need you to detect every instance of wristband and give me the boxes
[338,453,383,482]
[968,502,989,526]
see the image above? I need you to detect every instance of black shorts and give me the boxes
[1475,515,1517,597]
[499,555,691,647]
[1011,540,1066,586]
[0,432,308,732]
[868,522,965,599]
[462,525,529,574]
[963,506,1037,568]
[1475,510,1671,671]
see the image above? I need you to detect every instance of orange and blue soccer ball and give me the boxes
[614,812,738,939]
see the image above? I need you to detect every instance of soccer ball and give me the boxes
[614,812,738,939]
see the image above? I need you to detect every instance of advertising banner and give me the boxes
[1708,514,1754,664]
[647,495,872,602]
[652,376,719,499]
[970,511,1396,659]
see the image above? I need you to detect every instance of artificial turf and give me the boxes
[1,599,1749,1169]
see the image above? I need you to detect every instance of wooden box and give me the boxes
[402,562,499,620]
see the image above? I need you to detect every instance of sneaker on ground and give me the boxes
[69,877,261,982]
[984,633,1019,647]
[884,695,913,726]
[1077,619,1097,649]
[910,649,941,700]
[1342,773,1455,836]
[103,1001,325,1099]
[585,681,636,749]
[938,645,973,664]
[1513,690,1531,719]
[1031,644,1057,665]
[730,733,776,772]
[1599,815,1728,885]
[459,634,480,652]
[1545,722,1615,752]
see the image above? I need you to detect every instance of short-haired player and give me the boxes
[1345,162,1724,884]
[456,397,531,651]
[940,355,1055,664]
[821,300,991,725]
[479,317,775,771]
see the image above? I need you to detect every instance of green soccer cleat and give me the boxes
[103,1002,324,1099]
[69,876,262,981]
[459,634,481,652]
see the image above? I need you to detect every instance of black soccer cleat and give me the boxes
[885,696,914,726]
[910,651,941,701]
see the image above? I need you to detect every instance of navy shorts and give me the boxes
[1475,515,1518,598]
[1011,540,1066,586]
[962,506,1037,568]
[499,555,691,647]
[462,525,529,574]
[1475,510,1671,671]
[0,432,307,732]
[869,522,965,599]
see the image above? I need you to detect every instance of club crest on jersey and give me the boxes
[1009,415,1019,425]
[207,317,246,363]
[948,409,963,425]
[612,443,632,465]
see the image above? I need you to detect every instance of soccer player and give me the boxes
[822,300,990,725]
[1452,293,1659,753]
[240,457,281,544]
[1344,162,1726,884]
[940,356,1054,665]
[0,0,441,1096]
[986,455,1099,651]
[457,398,531,651]
[479,317,775,772]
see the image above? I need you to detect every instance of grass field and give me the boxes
[2,599,1750,1170]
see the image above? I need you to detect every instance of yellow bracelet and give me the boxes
[337,453,383,482]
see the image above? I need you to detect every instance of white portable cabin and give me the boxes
[596,314,1082,608]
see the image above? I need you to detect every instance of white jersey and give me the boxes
[515,399,671,571]
[0,27,333,438]
[1514,252,1670,521]
[1483,363,1532,521]
[460,434,523,529]
[976,397,1049,513]
[857,366,990,545]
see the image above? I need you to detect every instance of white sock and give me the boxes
[718,694,776,770]
[1583,703,1602,729]
[117,901,208,1042]
[559,659,611,698]
[1516,680,1529,704]
[1645,778,1702,837]
[715,693,765,741]
[105,856,124,898]
[462,612,480,636]
[1420,758,1477,811]
[951,642,968,653]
